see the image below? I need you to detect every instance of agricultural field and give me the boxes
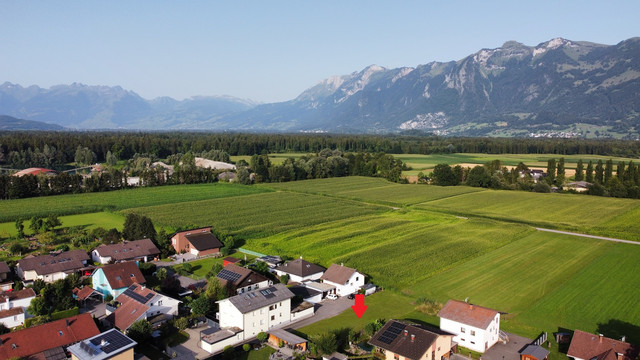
[0,211,125,238]
[0,183,270,223]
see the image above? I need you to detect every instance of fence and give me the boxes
[238,248,267,257]
[532,332,548,346]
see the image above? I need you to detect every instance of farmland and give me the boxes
[0,211,125,238]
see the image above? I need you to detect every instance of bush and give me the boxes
[279,274,290,285]
[243,343,251,352]
[533,181,551,193]
[51,307,79,320]
[139,262,157,276]
[257,331,268,342]
[173,317,189,331]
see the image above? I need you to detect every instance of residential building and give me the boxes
[12,167,56,177]
[68,328,137,360]
[16,249,90,283]
[171,227,223,256]
[217,263,272,295]
[273,257,325,283]
[0,261,12,291]
[107,283,180,331]
[91,239,160,264]
[0,313,100,359]
[320,263,364,296]
[256,255,283,268]
[369,319,454,360]
[202,283,298,353]
[92,261,145,298]
[520,344,550,360]
[438,299,501,353]
[564,181,591,193]
[289,285,323,304]
[567,330,638,360]
[0,288,36,328]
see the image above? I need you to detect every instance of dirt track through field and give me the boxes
[536,227,640,245]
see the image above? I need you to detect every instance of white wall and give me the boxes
[241,298,291,338]
[440,314,500,353]
[326,271,365,296]
[200,331,244,354]
[218,299,244,329]
[291,306,314,321]
[236,280,271,295]
[274,270,322,283]
[0,312,24,328]
[92,250,111,264]
[148,295,180,317]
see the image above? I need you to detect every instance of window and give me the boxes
[471,330,476,336]
[461,327,466,333]
[471,341,475,345]
[172,238,176,245]
[271,315,275,321]
[158,300,162,306]
[356,277,359,281]
[260,320,264,325]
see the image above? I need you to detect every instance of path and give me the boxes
[536,228,640,245]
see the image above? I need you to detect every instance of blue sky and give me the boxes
[1,1,638,103]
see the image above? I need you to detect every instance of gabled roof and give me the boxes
[0,261,10,274]
[0,288,36,302]
[0,307,24,319]
[93,239,160,261]
[184,232,223,251]
[224,283,294,314]
[12,168,56,177]
[0,314,100,359]
[217,264,269,290]
[73,286,101,301]
[437,299,499,329]
[568,330,639,360]
[320,264,358,285]
[18,249,89,276]
[274,258,325,278]
[98,261,145,290]
[107,298,148,331]
[520,344,550,360]
[369,319,453,360]
[67,329,137,360]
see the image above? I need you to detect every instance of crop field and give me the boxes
[265,176,485,206]
[127,191,386,239]
[418,190,640,233]
[0,183,270,223]
[0,211,125,238]
[590,206,640,241]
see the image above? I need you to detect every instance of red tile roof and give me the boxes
[320,264,357,285]
[72,286,98,301]
[437,299,499,329]
[0,313,99,359]
[0,288,36,302]
[0,307,24,318]
[12,168,56,177]
[568,330,639,360]
[107,298,148,331]
[99,261,145,290]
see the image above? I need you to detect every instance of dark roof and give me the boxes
[0,307,24,318]
[67,329,137,360]
[223,257,242,264]
[0,261,10,274]
[217,264,269,291]
[520,344,550,360]
[0,288,36,302]
[98,261,145,290]
[437,299,499,329]
[269,329,307,345]
[185,232,223,251]
[18,250,89,276]
[0,314,100,359]
[369,319,453,360]
[568,330,639,360]
[289,285,322,299]
[94,239,160,261]
[321,264,358,284]
[274,258,325,277]
[225,283,294,314]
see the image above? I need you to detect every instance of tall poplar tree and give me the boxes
[575,159,584,181]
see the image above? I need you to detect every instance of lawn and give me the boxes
[0,211,125,238]
[0,182,271,222]
[173,251,256,279]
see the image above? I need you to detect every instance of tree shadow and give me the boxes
[554,327,573,354]
[596,319,640,345]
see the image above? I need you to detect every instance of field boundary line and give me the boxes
[535,227,640,245]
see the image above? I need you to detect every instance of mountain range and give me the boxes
[1,37,639,137]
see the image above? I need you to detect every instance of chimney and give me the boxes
[404,330,408,337]
[411,334,415,342]
[300,256,303,259]
[341,263,343,267]
[622,336,626,342]
[599,334,604,343]
[66,319,70,327]
[469,304,473,310]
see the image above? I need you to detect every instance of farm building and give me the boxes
[369,319,454,360]
[67,328,137,360]
[567,330,638,360]
[320,263,364,296]
[106,283,180,331]
[16,249,91,283]
[438,299,501,353]
[564,181,591,193]
[170,227,223,256]
[91,238,160,264]
[216,263,272,295]
[273,257,325,283]
[91,261,145,298]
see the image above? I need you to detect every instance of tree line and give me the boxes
[2,131,640,170]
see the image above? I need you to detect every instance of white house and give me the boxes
[0,288,36,328]
[273,258,325,283]
[319,264,364,297]
[16,250,90,283]
[438,299,501,353]
[106,283,180,331]
[216,264,272,295]
[91,239,160,264]
[202,284,296,354]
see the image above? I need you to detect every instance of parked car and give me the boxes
[347,293,355,300]
[326,293,338,300]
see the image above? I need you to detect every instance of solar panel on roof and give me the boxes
[217,269,242,283]
[377,322,406,345]
[123,287,151,304]
[90,330,135,354]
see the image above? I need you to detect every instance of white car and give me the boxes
[326,293,338,300]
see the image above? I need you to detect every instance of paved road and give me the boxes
[536,227,640,245]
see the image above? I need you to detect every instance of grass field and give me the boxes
[0,211,125,238]
[0,183,271,223]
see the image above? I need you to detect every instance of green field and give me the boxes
[0,183,271,223]
[0,211,125,238]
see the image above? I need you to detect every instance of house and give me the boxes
[438,299,501,353]
[520,169,546,183]
[320,263,365,296]
[268,328,308,352]
[217,263,272,295]
[107,283,180,331]
[223,256,242,267]
[257,255,283,268]
[520,344,550,360]
[171,227,224,256]
[0,261,12,291]
[16,249,90,283]
[289,284,323,304]
[91,239,160,264]
[202,283,296,353]
[567,330,638,360]
[369,319,454,360]
[12,167,56,177]
[273,257,325,283]
[92,261,146,298]
[0,288,36,328]
[564,181,591,193]
[0,313,100,359]
[68,328,137,360]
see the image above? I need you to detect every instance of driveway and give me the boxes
[289,295,354,330]
[167,328,212,360]
[481,333,532,360]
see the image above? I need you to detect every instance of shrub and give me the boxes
[243,343,251,352]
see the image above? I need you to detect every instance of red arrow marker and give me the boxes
[351,294,368,318]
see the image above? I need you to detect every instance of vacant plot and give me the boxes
[419,190,640,232]
[0,183,271,222]
[0,211,125,238]
[128,191,386,239]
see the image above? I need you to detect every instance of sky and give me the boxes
[1,1,639,103]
